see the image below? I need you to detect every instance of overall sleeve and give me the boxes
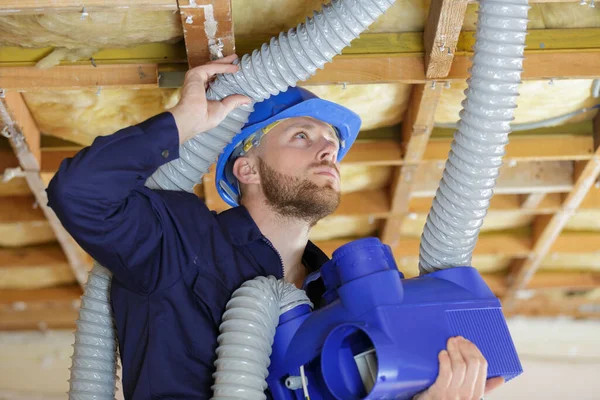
[47,112,199,294]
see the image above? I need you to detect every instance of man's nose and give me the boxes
[317,138,338,163]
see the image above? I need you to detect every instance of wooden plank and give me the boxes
[526,271,600,291]
[177,0,235,68]
[449,51,600,81]
[520,193,547,210]
[504,146,600,308]
[504,293,600,320]
[381,83,443,246]
[316,233,532,259]
[0,286,81,330]
[423,0,469,79]
[0,64,159,91]
[202,165,230,212]
[334,190,390,218]
[1,93,40,170]
[0,244,76,289]
[0,196,55,247]
[4,50,600,90]
[25,171,93,286]
[1,96,93,287]
[550,232,600,254]
[412,161,574,197]
[423,135,595,163]
[38,135,600,172]
[0,0,177,14]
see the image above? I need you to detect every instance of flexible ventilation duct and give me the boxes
[146,0,396,192]
[211,277,312,399]
[418,0,530,274]
[67,0,396,398]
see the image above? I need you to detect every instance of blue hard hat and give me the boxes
[215,86,362,206]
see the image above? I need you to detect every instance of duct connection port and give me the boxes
[321,324,378,399]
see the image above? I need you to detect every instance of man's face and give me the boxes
[255,117,342,225]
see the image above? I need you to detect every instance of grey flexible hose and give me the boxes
[211,276,312,399]
[418,0,530,273]
[68,0,396,398]
[435,104,600,132]
[146,0,396,192]
[68,262,119,400]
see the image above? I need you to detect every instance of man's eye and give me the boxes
[294,132,308,139]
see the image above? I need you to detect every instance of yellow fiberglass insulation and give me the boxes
[307,83,410,131]
[23,89,180,146]
[24,83,408,145]
[434,79,599,125]
[0,11,182,67]
[0,11,182,49]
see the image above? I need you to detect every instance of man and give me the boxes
[47,55,503,399]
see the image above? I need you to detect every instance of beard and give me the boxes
[258,157,341,226]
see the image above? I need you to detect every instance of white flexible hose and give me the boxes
[211,276,312,400]
[419,0,530,273]
[68,0,396,398]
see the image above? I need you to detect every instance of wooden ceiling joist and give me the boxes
[0,244,76,290]
[423,0,468,79]
[177,0,235,68]
[1,93,92,287]
[0,0,581,15]
[503,116,600,309]
[0,196,55,247]
[316,231,600,261]
[37,132,600,172]
[381,83,442,246]
[2,27,600,90]
[0,0,177,15]
[0,285,81,330]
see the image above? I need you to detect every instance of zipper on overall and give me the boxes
[262,236,285,279]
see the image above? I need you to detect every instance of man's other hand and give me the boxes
[413,336,505,400]
[169,54,252,144]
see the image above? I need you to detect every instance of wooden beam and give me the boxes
[1,93,40,170]
[520,193,547,210]
[0,0,177,14]
[0,286,81,330]
[0,244,76,290]
[381,83,443,246]
[177,0,235,68]
[38,134,599,172]
[0,0,579,15]
[0,196,55,247]
[1,95,93,287]
[0,64,159,91]
[412,160,574,197]
[317,232,600,260]
[423,0,468,79]
[4,50,600,91]
[449,51,600,81]
[504,149,600,308]
[504,293,600,320]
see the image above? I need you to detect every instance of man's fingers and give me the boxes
[434,349,452,389]
[457,337,485,399]
[447,337,467,391]
[208,54,239,64]
[199,62,240,78]
[219,94,252,114]
[485,376,505,394]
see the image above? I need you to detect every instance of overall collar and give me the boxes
[215,205,330,274]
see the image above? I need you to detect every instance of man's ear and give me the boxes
[233,156,260,185]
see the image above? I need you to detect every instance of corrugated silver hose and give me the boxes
[419,0,530,274]
[67,0,396,398]
[212,276,312,399]
[145,0,396,192]
[68,262,119,400]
